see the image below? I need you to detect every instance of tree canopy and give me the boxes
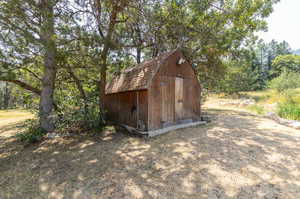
[272,54,300,75]
[0,0,280,132]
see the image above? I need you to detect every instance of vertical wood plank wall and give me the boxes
[161,76,175,125]
[138,90,148,129]
[104,90,148,129]
[175,77,184,120]
[148,75,162,130]
[148,51,201,130]
[105,50,201,131]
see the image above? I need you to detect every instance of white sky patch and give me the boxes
[256,0,300,50]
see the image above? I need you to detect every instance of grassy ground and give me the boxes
[0,109,34,120]
[0,108,300,198]
[208,88,300,118]
[241,88,300,104]
[0,110,34,138]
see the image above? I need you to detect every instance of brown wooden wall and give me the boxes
[104,90,148,130]
[148,51,201,130]
[105,51,201,131]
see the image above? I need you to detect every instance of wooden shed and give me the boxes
[104,50,202,136]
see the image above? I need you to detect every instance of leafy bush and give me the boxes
[278,103,300,121]
[271,54,300,77]
[16,120,46,144]
[269,71,300,92]
[55,102,105,133]
[277,93,300,120]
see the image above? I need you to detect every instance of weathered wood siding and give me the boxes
[137,90,148,130]
[148,75,162,130]
[104,90,148,129]
[105,50,201,131]
[175,77,184,120]
[183,78,201,120]
[148,51,201,130]
[161,76,175,124]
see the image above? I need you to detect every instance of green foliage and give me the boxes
[215,66,258,94]
[271,54,300,77]
[55,103,105,133]
[268,89,300,121]
[211,38,292,94]
[268,71,300,92]
[0,0,281,132]
[277,95,300,120]
[214,49,263,94]
[16,120,46,144]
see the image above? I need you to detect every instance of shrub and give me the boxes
[278,103,300,121]
[277,94,300,120]
[16,120,46,144]
[55,103,105,133]
[269,71,300,92]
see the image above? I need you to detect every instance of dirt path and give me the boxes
[0,109,299,199]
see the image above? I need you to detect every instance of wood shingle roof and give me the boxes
[105,50,175,94]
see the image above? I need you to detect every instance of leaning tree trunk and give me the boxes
[93,1,129,122]
[99,60,107,122]
[39,0,57,132]
[97,5,118,122]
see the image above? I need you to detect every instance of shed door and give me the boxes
[161,79,174,126]
[175,77,184,120]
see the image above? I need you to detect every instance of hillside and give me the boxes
[293,49,300,55]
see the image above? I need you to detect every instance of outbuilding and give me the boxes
[104,50,202,136]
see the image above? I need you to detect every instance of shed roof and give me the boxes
[105,50,176,94]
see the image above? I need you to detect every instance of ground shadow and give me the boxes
[0,109,300,198]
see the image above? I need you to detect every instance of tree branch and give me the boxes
[0,79,41,95]
[1,79,60,111]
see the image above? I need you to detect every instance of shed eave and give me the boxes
[105,88,148,95]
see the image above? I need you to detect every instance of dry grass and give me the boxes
[0,109,34,118]
[0,109,300,198]
[207,88,300,116]
[0,110,34,138]
[241,88,300,104]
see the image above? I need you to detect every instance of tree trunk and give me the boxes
[136,47,141,64]
[93,1,129,122]
[3,82,10,109]
[136,26,142,64]
[39,0,57,132]
[39,60,56,132]
[99,59,107,122]
[97,4,118,122]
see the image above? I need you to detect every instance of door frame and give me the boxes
[175,77,184,120]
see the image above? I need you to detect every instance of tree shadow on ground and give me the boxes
[0,109,300,199]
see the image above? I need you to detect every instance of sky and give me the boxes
[257,0,300,50]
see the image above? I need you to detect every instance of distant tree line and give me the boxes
[215,39,300,94]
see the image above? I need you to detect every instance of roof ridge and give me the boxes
[122,50,176,73]
[105,49,178,94]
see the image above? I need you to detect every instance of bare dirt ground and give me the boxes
[0,108,299,199]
